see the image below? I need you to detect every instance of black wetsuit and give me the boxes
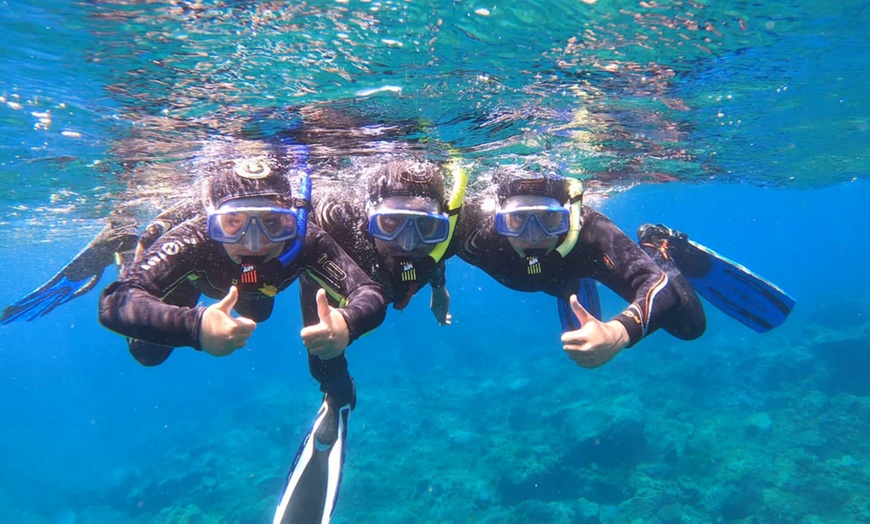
[456,200,705,346]
[99,216,386,403]
[299,193,454,319]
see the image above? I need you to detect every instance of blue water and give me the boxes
[1,1,869,522]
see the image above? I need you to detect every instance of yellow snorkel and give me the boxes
[555,178,583,258]
[426,158,468,264]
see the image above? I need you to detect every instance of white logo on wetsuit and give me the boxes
[161,241,180,256]
[233,157,272,179]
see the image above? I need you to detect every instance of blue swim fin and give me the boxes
[557,278,602,332]
[1,219,139,325]
[682,239,795,333]
[274,395,349,524]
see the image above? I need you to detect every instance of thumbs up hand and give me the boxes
[301,288,350,360]
[199,286,257,357]
[560,294,629,369]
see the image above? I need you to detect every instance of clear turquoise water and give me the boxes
[0,1,868,522]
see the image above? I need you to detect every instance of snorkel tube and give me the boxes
[277,166,312,266]
[426,159,468,265]
[555,178,584,258]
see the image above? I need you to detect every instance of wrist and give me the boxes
[605,320,630,350]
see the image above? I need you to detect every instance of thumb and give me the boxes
[315,288,333,323]
[217,286,239,315]
[570,294,594,326]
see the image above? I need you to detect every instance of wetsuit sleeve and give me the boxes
[578,210,678,347]
[429,261,447,289]
[301,225,386,343]
[298,273,320,327]
[99,222,210,349]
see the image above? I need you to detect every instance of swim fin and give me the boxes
[1,218,139,324]
[274,395,350,524]
[557,278,602,332]
[638,223,795,333]
[682,239,795,333]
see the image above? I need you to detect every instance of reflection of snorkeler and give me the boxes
[457,169,794,368]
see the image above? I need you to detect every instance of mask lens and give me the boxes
[218,213,247,237]
[416,216,440,238]
[208,204,298,244]
[374,214,407,237]
[413,215,449,242]
[369,211,449,244]
[539,210,569,233]
[495,200,569,239]
[259,211,297,240]
[504,211,528,234]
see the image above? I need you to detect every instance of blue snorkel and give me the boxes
[278,166,312,266]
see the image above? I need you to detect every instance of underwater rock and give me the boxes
[719,479,764,521]
[744,411,772,437]
[798,390,830,415]
[154,503,223,524]
[446,429,477,446]
[512,499,573,522]
[657,503,690,523]
[564,416,649,469]
[618,487,666,520]
[573,497,600,523]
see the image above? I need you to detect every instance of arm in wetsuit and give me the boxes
[296,224,386,401]
[571,208,679,348]
[298,224,387,346]
[99,219,215,349]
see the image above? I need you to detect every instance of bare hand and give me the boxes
[199,286,257,357]
[561,294,629,368]
[301,288,350,360]
[430,286,452,326]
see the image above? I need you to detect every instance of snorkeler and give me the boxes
[456,169,794,368]
[274,157,466,524]
[96,138,387,523]
[301,156,466,326]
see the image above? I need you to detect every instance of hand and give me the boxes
[301,288,350,360]
[430,286,452,326]
[561,294,629,368]
[199,286,257,357]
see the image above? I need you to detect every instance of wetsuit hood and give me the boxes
[495,172,570,207]
[367,159,446,205]
[198,140,306,210]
